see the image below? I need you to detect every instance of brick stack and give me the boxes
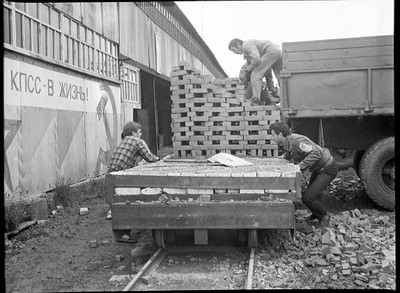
[170,62,280,158]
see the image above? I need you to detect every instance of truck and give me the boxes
[280,35,394,210]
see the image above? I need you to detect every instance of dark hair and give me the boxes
[121,121,142,139]
[269,121,291,137]
[228,38,243,50]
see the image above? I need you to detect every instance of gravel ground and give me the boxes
[4,168,395,292]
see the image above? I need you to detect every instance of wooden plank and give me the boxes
[194,229,208,245]
[284,56,393,71]
[285,45,393,63]
[111,201,295,230]
[105,174,115,204]
[282,35,393,53]
[108,191,299,204]
[281,107,394,118]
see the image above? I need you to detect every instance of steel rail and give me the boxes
[123,245,256,291]
[122,248,163,291]
[245,248,256,289]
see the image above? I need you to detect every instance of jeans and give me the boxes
[240,64,275,101]
[250,44,282,99]
[302,161,338,220]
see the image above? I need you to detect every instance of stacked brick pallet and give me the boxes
[170,62,280,158]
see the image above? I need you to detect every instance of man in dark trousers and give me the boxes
[269,121,338,229]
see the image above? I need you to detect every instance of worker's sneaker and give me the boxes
[317,213,331,229]
[250,97,262,106]
[106,210,112,220]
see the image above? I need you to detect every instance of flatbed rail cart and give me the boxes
[105,157,302,248]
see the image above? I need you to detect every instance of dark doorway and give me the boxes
[155,78,172,148]
[137,70,172,155]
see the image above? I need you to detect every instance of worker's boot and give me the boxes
[271,87,280,98]
[250,97,262,106]
[317,212,332,229]
[270,87,281,104]
[261,85,273,105]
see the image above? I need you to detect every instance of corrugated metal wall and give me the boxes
[3,1,225,198]
[4,51,121,197]
[52,2,219,78]
[119,3,214,77]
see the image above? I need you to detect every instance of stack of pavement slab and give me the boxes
[170,62,280,158]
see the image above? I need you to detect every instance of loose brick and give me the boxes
[342,269,351,276]
[356,250,364,265]
[321,246,330,256]
[321,231,335,246]
[109,275,132,282]
[329,246,342,256]
[350,257,358,265]
[141,275,150,285]
[239,189,265,194]
[352,209,362,217]
[354,279,365,286]
[141,187,163,195]
[316,259,327,266]
[163,188,187,194]
[115,187,141,196]
[115,254,124,262]
[381,259,392,273]
[355,274,369,283]
[187,188,213,195]
[360,263,380,273]
[342,263,350,270]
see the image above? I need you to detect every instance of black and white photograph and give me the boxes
[4,0,394,291]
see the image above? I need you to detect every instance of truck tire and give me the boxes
[359,137,395,211]
[353,150,365,177]
[328,148,356,170]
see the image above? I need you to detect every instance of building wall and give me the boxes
[119,2,212,78]
[3,1,226,199]
[4,51,121,197]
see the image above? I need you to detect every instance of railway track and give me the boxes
[122,244,257,291]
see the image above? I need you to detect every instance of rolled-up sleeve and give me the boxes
[298,148,322,171]
[136,139,160,162]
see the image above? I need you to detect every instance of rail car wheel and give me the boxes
[247,229,258,248]
[359,137,395,211]
[153,229,167,249]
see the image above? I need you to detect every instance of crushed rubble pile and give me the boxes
[252,208,396,289]
[329,171,365,201]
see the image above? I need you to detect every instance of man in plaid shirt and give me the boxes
[108,121,160,172]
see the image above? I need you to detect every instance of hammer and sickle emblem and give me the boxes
[95,82,118,175]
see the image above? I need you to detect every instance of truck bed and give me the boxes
[280,35,394,118]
